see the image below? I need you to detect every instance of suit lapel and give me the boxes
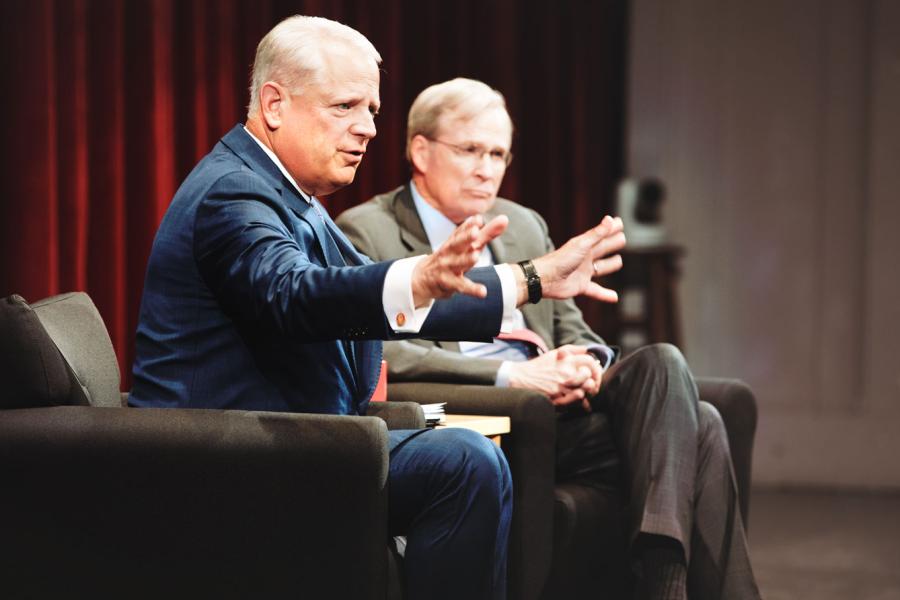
[394,187,433,257]
[220,125,284,189]
[301,198,348,267]
[486,204,520,265]
[317,202,368,266]
[221,125,346,269]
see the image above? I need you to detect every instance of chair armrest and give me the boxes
[0,406,390,599]
[366,400,425,430]
[696,377,758,528]
[387,382,556,600]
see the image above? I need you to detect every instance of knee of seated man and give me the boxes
[619,344,695,414]
[635,342,686,369]
[431,428,510,495]
[698,401,729,452]
[626,343,692,383]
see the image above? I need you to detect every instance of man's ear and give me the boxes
[259,82,286,130]
[409,135,431,174]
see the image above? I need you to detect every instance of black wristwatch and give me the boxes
[517,260,542,304]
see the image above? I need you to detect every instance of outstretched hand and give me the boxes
[411,214,509,307]
[532,215,626,303]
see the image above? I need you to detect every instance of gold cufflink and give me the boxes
[395,312,406,327]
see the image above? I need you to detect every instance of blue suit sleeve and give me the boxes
[414,267,504,343]
[194,172,393,342]
[194,171,504,344]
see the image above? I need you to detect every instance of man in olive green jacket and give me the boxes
[337,78,760,600]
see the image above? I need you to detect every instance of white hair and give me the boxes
[247,15,382,117]
[406,77,513,162]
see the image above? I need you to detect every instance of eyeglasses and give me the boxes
[426,138,513,167]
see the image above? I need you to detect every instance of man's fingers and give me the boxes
[571,365,593,387]
[579,220,612,248]
[591,254,623,277]
[567,353,603,376]
[590,231,626,261]
[551,387,585,407]
[581,282,619,303]
[449,217,481,247]
[557,344,589,355]
[462,214,485,229]
[581,216,623,243]
[475,214,508,248]
[443,216,482,249]
[451,276,488,299]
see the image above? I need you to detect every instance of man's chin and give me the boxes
[466,196,497,213]
[323,168,359,194]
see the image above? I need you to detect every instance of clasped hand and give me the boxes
[507,345,603,412]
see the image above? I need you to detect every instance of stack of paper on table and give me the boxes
[421,403,446,427]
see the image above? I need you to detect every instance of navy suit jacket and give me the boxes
[130,125,503,415]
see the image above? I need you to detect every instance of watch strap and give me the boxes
[517,260,542,304]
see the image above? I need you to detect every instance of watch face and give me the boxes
[527,275,541,303]
[518,260,541,303]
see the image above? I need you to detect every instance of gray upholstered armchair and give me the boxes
[0,292,420,599]
[388,375,757,599]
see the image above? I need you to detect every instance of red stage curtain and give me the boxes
[0,0,626,389]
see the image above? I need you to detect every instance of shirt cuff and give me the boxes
[586,344,615,370]
[495,361,514,387]
[495,263,518,334]
[383,255,434,333]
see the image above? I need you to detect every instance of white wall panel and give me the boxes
[627,0,900,488]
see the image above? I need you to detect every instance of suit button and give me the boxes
[395,312,406,327]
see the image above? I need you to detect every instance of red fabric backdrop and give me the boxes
[0,0,627,389]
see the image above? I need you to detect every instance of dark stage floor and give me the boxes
[750,489,900,600]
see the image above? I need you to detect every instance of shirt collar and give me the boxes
[243,126,311,205]
[409,180,459,251]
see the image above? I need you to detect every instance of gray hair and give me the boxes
[406,78,513,162]
[248,15,382,118]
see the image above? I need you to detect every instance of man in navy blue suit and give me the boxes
[130,15,625,600]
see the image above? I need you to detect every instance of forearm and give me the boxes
[384,341,502,385]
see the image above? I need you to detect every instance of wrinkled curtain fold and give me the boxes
[0,0,626,389]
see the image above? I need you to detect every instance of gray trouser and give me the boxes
[555,343,760,600]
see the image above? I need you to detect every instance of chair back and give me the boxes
[31,292,122,407]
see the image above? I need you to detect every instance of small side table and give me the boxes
[610,245,684,354]
[437,414,511,447]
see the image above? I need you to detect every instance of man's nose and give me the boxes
[472,153,498,178]
[350,111,377,139]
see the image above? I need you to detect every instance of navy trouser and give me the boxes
[388,427,513,600]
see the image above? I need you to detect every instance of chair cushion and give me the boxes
[31,292,121,407]
[0,294,88,408]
